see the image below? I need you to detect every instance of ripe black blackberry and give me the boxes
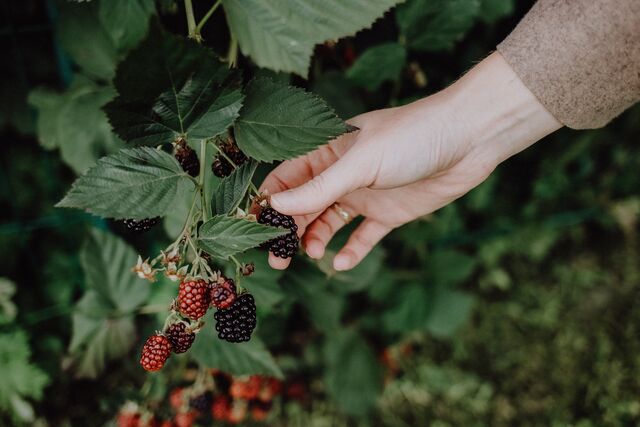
[189,391,213,412]
[165,322,195,354]
[174,141,200,177]
[258,207,299,259]
[211,140,248,178]
[122,217,160,233]
[214,293,257,343]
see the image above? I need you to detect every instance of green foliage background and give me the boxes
[1,0,639,426]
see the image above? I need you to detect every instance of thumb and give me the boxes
[270,153,366,215]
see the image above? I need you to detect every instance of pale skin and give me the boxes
[259,52,562,271]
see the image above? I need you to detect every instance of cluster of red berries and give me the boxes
[140,276,260,372]
[116,371,291,427]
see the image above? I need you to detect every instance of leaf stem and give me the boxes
[229,255,243,289]
[199,140,208,222]
[195,0,222,33]
[183,0,200,41]
[227,31,238,67]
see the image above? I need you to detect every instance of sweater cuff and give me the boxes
[497,0,640,130]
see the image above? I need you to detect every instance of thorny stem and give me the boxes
[183,0,201,41]
[195,0,222,34]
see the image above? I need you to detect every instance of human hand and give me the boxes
[260,52,562,270]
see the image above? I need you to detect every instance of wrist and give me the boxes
[447,51,562,170]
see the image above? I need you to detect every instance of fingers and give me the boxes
[270,150,369,216]
[333,220,390,271]
[302,204,355,259]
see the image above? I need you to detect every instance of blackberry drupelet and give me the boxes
[174,142,200,177]
[257,207,299,258]
[214,294,257,343]
[165,322,195,354]
[122,217,160,233]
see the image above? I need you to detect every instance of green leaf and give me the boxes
[212,160,258,215]
[382,283,433,333]
[56,1,118,80]
[425,287,475,338]
[99,0,155,51]
[190,313,283,378]
[324,329,383,416]
[346,43,407,91]
[427,250,477,287]
[56,147,192,219]
[397,0,480,51]
[382,281,475,338]
[0,331,49,423]
[198,216,289,259]
[105,26,243,145]
[80,229,150,313]
[0,278,17,325]
[479,0,514,24]
[68,307,136,379]
[222,0,401,77]
[286,269,344,333]
[28,76,122,174]
[311,71,366,120]
[235,78,352,162]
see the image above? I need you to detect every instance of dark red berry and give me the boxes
[122,217,160,233]
[140,334,172,372]
[165,322,196,353]
[211,139,248,178]
[214,293,257,343]
[174,141,200,177]
[189,391,213,412]
[210,277,237,309]
[257,207,299,259]
[178,279,211,320]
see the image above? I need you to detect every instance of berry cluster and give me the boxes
[116,370,288,427]
[139,275,256,371]
[211,137,248,178]
[258,206,299,258]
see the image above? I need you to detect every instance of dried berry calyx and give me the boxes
[165,322,196,353]
[211,137,248,178]
[257,206,299,259]
[210,276,237,309]
[140,334,172,372]
[122,217,160,233]
[177,279,211,320]
[174,138,200,177]
[214,293,257,343]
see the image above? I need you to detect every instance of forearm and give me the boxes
[448,52,562,168]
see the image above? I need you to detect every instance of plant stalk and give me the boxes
[183,0,199,40]
[196,0,222,33]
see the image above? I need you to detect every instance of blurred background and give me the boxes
[1,0,640,426]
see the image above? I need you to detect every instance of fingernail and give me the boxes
[306,240,325,259]
[270,192,289,211]
[333,255,351,271]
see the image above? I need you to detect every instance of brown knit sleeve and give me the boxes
[497,0,640,129]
